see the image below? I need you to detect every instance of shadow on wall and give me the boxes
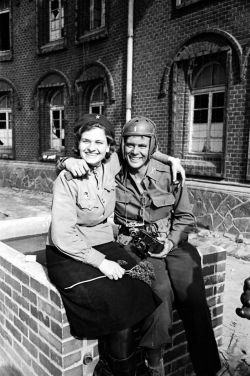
[0,365,24,376]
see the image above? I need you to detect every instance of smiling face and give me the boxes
[78,127,110,167]
[124,135,150,171]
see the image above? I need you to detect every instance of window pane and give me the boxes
[194,63,226,89]
[0,94,9,108]
[0,113,6,122]
[212,108,224,123]
[52,110,60,120]
[0,110,11,148]
[0,11,10,50]
[191,123,207,152]
[94,0,102,28]
[212,92,224,107]
[53,119,60,129]
[91,106,100,114]
[91,84,104,102]
[51,107,64,151]
[210,139,223,153]
[191,139,205,153]
[194,94,208,109]
[194,109,208,123]
[212,64,226,86]
[210,123,223,138]
[50,0,64,41]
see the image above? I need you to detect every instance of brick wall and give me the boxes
[0,232,226,376]
[132,0,250,183]
[1,0,128,161]
[1,0,250,184]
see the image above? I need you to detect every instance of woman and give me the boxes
[46,114,161,376]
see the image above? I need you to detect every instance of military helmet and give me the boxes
[121,116,158,157]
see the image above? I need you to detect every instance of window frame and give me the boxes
[0,1,12,61]
[49,90,65,152]
[76,0,107,43]
[89,83,105,115]
[37,0,67,55]
[50,106,65,151]
[49,0,64,42]
[189,86,225,156]
[0,94,13,158]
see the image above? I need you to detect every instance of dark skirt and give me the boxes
[46,242,161,339]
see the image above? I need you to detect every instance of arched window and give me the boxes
[0,92,12,154]
[89,83,104,114]
[190,62,226,154]
[50,90,64,151]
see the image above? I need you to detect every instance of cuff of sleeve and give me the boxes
[86,249,106,268]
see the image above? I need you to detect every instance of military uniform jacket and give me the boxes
[114,158,195,246]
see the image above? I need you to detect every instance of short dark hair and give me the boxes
[73,121,116,159]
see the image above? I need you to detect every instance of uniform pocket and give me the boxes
[116,188,133,203]
[151,193,175,208]
[76,193,98,211]
[104,182,117,192]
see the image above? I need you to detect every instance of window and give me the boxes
[190,62,225,154]
[77,0,107,42]
[0,93,12,157]
[49,0,64,42]
[50,90,65,151]
[89,84,104,114]
[0,0,12,60]
[37,0,66,54]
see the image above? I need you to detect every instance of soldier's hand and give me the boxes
[64,157,90,177]
[148,238,174,258]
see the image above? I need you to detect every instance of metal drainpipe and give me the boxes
[126,0,134,122]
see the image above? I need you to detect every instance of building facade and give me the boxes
[1,0,250,236]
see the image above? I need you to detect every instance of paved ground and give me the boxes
[0,187,250,375]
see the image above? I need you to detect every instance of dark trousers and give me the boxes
[165,242,221,375]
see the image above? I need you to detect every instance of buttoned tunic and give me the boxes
[115,158,195,245]
[47,153,121,267]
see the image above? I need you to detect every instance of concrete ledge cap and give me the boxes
[0,214,51,240]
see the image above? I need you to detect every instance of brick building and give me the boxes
[1,0,250,235]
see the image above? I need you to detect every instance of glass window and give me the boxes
[49,0,64,41]
[37,0,66,52]
[78,0,105,37]
[89,84,104,114]
[0,93,12,151]
[190,62,225,154]
[0,0,10,51]
[50,90,64,151]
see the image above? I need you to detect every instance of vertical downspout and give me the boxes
[126,0,134,122]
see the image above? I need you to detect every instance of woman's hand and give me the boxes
[99,259,125,280]
[64,157,90,177]
[148,238,174,258]
[167,156,186,186]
